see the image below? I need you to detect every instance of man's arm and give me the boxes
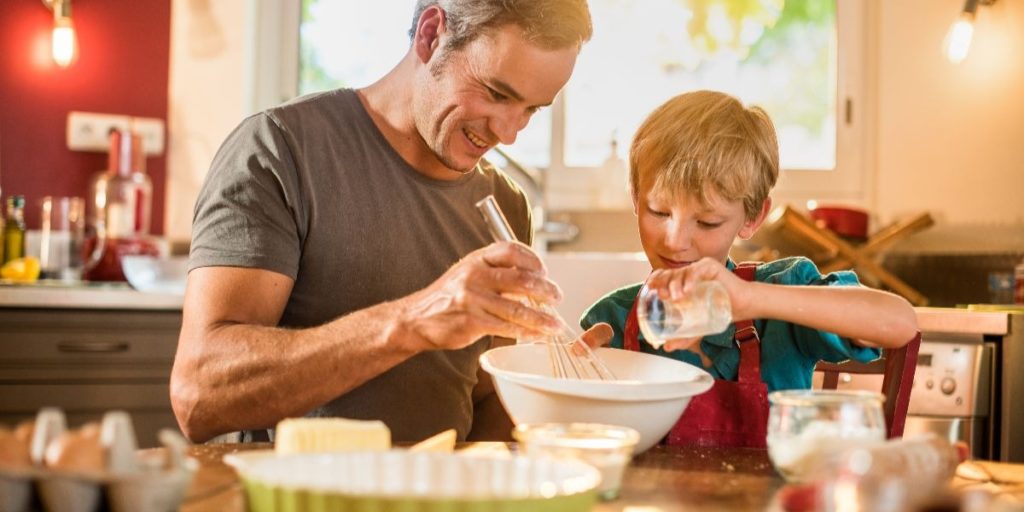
[170,241,563,442]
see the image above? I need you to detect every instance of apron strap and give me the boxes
[624,262,763,381]
[732,262,761,383]
[624,299,642,352]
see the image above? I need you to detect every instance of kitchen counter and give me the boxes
[0,281,183,310]
[173,443,1024,511]
[915,306,1011,335]
[177,443,784,511]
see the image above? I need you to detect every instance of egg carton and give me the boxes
[0,408,196,512]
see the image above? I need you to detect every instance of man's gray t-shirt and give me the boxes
[189,88,531,442]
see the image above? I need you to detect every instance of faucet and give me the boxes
[488,147,579,252]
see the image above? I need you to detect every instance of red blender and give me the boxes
[85,129,159,281]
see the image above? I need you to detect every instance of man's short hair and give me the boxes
[409,0,593,52]
[629,90,780,220]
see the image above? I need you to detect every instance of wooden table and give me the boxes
[176,443,784,512]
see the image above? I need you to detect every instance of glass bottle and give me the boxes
[818,434,961,512]
[2,195,26,264]
[773,433,963,512]
[595,135,631,210]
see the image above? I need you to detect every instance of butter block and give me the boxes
[409,429,457,453]
[275,418,391,455]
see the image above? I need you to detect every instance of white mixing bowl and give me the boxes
[480,344,714,453]
[121,255,187,294]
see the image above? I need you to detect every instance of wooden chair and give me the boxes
[816,332,921,439]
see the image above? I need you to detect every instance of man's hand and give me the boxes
[397,241,564,352]
[579,322,614,349]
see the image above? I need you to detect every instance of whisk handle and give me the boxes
[475,195,518,243]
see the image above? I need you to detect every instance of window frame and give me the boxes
[251,0,873,204]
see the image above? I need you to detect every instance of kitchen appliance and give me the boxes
[903,336,995,460]
[86,129,159,281]
[814,307,1024,462]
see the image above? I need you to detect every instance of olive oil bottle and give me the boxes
[2,195,26,264]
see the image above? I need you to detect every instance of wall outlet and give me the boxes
[66,111,165,155]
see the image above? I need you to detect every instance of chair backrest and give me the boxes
[815,332,921,439]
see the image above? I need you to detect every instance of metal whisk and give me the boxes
[475,195,616,380]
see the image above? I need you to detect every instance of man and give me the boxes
[171,0,595,443]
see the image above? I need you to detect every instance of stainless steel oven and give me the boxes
[813,307,1024,462]
[917,307,1024,462]
[903,336,995,460]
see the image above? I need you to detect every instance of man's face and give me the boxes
[412,24,578,175]
[634,174,762,270]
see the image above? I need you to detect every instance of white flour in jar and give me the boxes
[767,419,885,481]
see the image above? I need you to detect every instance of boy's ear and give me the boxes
[738,197,772,240]
[413,5,446,64]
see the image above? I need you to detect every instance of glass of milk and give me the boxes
[767,390,886,482]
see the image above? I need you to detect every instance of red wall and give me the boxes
[0,1,170,234]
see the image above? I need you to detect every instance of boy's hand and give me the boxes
[663,336,702,352]
[645,257,756,322]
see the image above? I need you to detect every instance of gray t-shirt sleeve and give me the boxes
[188,113,303,279]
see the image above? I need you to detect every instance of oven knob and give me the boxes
[940,377,957,395]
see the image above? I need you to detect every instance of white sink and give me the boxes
[542,252,651,329]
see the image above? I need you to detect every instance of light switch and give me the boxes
[66,111,165,156]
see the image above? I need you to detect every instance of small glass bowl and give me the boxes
[767,390,887,482]
[513,423,639,501]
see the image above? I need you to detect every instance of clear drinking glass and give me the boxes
[766,390,887,482]
[635,280,732,348]
[39,196,86,281]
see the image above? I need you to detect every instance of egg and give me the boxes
[0,427,32,468]
[13,420,34,445]
[44,422,105,472]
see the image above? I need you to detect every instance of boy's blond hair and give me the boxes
[629,90,779,220]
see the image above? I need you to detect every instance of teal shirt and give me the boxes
[580,257,881,392]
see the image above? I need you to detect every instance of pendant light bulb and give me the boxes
[943,11,975,64]
[44,0,77,68]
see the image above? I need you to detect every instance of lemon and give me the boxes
[1,257,41,283]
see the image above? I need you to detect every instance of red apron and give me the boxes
[623,262,769,448]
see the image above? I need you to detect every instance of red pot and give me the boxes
[808,205,869,241]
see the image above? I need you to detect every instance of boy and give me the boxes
[581,90,917,447]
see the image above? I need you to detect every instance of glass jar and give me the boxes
[513,423,639,501]
[766,390,886,482]
[636,280,732,348]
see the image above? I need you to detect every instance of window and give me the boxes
[258,0,869,203]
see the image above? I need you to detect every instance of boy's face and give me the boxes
[633,174,769,270]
